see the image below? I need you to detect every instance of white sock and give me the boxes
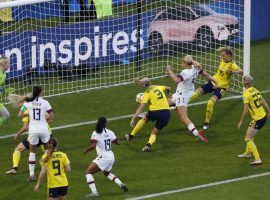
[86,174,98,194]
[28,152,36,177]
[187,123,198,137]
[107,173,123,187]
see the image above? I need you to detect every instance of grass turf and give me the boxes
[0,39,269,200]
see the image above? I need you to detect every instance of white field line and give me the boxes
[1,89,270,140]
[125,172,270,200]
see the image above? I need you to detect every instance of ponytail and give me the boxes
[25,86,42,102]
[95,117,107,134]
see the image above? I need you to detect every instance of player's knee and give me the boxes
[207,99,215,107]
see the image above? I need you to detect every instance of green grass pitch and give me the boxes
[0,39,270,200]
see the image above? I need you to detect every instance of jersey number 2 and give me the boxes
[33,108,41,120]
[52,160,61,176]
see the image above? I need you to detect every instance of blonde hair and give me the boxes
[217,46,233,56]
[0,56,9,69]
[182,55,193,65]
[243,75,253,85]
[134,77,151,88]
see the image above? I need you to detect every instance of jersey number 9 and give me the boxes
[52,160,61,176]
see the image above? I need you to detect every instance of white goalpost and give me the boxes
[0,0,250,103]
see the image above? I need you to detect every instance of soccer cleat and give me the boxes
[5,168,17,175]
[250,159,263,165]
[203,122,209,130]
[27,175,35,182]
[142,144,151,152]
[120,184,128,192]
[198,131,208,143]
[86,192,99,198]
[238,153,252,158]
[125,134,133,141]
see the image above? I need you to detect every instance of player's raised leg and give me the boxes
[104,171,128,192]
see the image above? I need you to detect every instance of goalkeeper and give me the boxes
[0,56,13,128]
[189,47,243,130]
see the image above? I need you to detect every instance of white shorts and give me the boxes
[28,132,50,145]
[93,155,115,172]
[172,92,192,107]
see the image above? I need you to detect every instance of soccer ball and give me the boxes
[135,93,144,103]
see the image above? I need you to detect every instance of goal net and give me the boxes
[0,0,246,103]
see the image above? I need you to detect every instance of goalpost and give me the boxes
[0,0,250,103]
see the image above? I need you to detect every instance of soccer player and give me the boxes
[84,117,128,197]
[237,75,270,165]
[167,55,218,142]
[125,77,171,152]
[189,47,243,130]
[18,86,54,181]
[34,137,71,200]
[0,56,11,128]
[6,110,53,175]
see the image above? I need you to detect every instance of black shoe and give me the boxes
[142,143,151,152]
[120,184,128,192]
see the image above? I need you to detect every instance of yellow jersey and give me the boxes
[213,59,240,89]
[243,87,266,121]
[142,85,170,111]
[42,151,70,188]
[22,111,52,134]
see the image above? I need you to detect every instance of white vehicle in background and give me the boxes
[148,4,239,53]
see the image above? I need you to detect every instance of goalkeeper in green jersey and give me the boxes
[0,56,12,128]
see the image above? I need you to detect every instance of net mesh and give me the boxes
[0,0,244,103]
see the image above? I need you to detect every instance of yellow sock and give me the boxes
[189,91,201,103]
[131,119,146,136]
[248,140,260,160]
[205,98,216,123]
[147,134,156,145]
[245,140,251,155]
[13,150,21,168]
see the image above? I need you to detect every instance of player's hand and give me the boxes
[213,82,219,89]
[34,185,39,192]
[130,118,135,127]
[267,111,270,118]
[237,120,242,129]
[13,133,19,141]
[83,149,89,154]
[166,65,172,73]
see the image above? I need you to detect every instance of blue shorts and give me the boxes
[249,116,267,130]
[48,186,68,198]
[201,81,226,100]
[146,110,171,130]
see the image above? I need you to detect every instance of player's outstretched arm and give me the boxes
[130,103,145,127]
[201,71,218,89]
[34,166,47,192]
[237,103,249,129]
[14,122,28,140]
[83,142,96,154]
[166,65,182,83]
[232,68,243,75]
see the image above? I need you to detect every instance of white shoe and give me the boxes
[6,168,17,175]
[86,193,99,198]
[250,159,262,165]
[238,153,252,158]
[125,134,133,141]
[203,123,209,130]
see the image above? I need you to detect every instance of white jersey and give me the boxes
[176,65,202,94]
[23,97,52,134]
[91,128,117,159]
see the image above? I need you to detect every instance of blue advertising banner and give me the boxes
[1,12,155,79]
